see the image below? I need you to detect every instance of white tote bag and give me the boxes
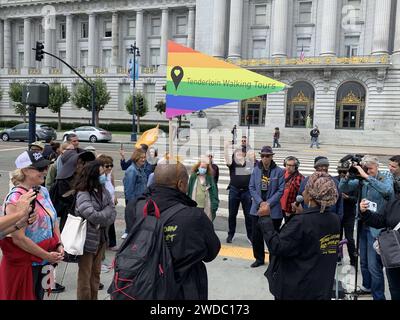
[61,214,87,256]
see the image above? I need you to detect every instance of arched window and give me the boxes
[336,81,366,129]
[286,81,315,128]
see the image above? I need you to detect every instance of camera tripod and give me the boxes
[349,180,364,300]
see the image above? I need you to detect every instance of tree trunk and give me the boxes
[96,111,100,127]
[137,116,140,133]
[22,113,26,123]
[58,110,62,131]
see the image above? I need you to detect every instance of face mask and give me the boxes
[99,174,107,185]
[198,168,207,175]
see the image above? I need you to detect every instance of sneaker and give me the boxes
[108,246,120,251]
[101,264,111,273]
[121,233,128,240]
[226,235,233,243]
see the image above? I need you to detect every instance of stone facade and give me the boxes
[0,0,400,146]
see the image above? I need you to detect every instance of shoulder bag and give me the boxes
[377,221,400,268]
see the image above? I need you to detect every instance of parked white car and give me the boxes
[63,126,112,143]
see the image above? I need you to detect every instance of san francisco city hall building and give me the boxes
[0,0,399,146]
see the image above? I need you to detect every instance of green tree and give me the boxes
[8,82,27,122]
[48,83,71,130]
[125,92,148,133]
[155,100,166,114]
[71,78,111,127]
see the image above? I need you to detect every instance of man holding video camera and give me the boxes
[339,155,394,300]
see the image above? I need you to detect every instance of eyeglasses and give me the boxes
[105,164,114,169]
[261,154,272,158]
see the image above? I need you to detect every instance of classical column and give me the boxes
[136,10,144,64]
[320,0,338,56]
[394,0,400,56]
[228,0,244,59]
[66,14,74,68]
[23,18,32,70]
[160,7,169,66]
[44,17,53,68]
[88,13,97,68]
[371,0,392,55]
[212,0,227,58]
[187,6,196,49]
[271,0,289,57]
[0,20,4,68]
[111,12,119,70]
[4,19,12,68]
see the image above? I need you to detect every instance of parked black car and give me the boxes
[0,123,57,142]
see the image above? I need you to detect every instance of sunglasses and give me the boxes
[105,164,114,169]
[261,154,272,158]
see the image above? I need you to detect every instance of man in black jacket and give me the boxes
[125,162,221,299]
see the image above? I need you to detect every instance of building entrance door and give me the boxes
[293,105,307,127]
[240,96,266,126]
[342,105,358,128]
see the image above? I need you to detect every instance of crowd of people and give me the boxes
[0,132,400,301]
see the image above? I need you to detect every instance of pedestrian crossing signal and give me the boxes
[35,42,44,62]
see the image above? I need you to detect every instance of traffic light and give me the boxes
[35,42,44,61]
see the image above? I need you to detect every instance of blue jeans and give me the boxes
[310,137,319,148]
[273,138,281,148]
[359,225,385,300]
[228,186,253,241]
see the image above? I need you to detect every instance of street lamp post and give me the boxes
[130,42,140,142]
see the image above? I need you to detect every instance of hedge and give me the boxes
[0,120,186,133]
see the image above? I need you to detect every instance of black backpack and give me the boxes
[108,199,186,300]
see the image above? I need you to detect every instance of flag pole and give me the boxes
[168,118,174,162]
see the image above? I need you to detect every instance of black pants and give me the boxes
[251,216,282,262]
[341,200,356,263]
[32,265,47,300]
[108,223,117,247]
[228,186,253,241]
[386,268,400,300]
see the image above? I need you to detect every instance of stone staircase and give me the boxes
[247,127,400,148]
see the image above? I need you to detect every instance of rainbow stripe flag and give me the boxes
[166,41,287,119]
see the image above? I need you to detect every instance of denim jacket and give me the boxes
[123,163,148,203]
[249,161,285,219]
[339,170,394,238]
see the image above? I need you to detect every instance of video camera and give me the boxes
[338,154,366,180]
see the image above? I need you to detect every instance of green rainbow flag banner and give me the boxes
[166,41,288,119]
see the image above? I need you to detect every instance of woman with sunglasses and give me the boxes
[0,151,64,300]
[97,154,118,251]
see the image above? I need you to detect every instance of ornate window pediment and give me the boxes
[341,91,361,104]
[290,91,310,104]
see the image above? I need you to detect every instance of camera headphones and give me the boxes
[283,156,300,170]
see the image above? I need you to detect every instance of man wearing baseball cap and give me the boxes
[249,146,285,268]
